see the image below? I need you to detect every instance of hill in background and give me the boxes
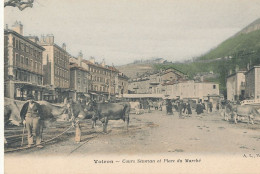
[117,18,260,95]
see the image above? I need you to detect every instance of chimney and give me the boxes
[62,43,66,51]
[12,21,23,35]
[27,36,39,43]
[78,51,83,66]
[89,57,95,64]
[229,69,233,75]
[101,59,105,67]
[40,34,45,43]
[45,34,54,45]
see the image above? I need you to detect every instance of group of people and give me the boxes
[165,99,192,117]
[165,99,218,117]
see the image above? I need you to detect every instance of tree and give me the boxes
[4,0,34,11]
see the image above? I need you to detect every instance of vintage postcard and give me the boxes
[2,0,260,173]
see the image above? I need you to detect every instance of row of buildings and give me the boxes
[4,21,129,102]
[226,65,260,101]
[128,68,220,102]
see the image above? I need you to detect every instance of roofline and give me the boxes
[164,67,187,75]
[163,81,219,86]
[5,29,45,51]
[245,65,260,74]
[226,71,246,78]
[82,60,119,72]
[70,66,89,73]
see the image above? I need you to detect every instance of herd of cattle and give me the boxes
[4,98,260,135]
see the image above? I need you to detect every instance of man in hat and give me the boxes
[20,94,44,148]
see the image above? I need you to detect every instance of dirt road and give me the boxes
[5,109,260,156]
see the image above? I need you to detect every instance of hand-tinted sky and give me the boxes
[4,0,260,65]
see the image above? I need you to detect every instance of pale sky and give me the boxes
[4,0,260,65]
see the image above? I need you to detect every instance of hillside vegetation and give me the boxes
[119,18,260,95]
[199,29,260,60]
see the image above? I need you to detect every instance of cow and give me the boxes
[4,98,63,126]
[223,101,260,124]
[91,102,131,133]
[232,105,260,124]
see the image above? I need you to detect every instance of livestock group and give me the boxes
[4,95,260,150]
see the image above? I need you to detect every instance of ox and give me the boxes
[223,102,260,124]
[232,105,260,124]
[92,102,131,133]
[4,98,65,126]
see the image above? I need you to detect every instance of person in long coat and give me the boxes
[196,102,204,115]
[166,99,173,115]
[178,101,184,117]
[187,102,192,116]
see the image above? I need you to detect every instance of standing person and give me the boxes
[196,102,204,115]
[178,100,184,118]
[166,99,173,115]
[187,102,192,117]
[20,94,44,148]
[209,101,213,112]
[182,102,187,115]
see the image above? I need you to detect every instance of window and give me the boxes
[25,45,28,53]
[20,56,24,64]
[21,42,24,51]
[213,85,216,89]
[16,40,19,49]
[39,63,42,72]
[15,54,19,66]
[25,57,29,66]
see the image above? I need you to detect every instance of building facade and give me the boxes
[245,65,260,100]
[226,71,246,101]
[4,22,45,100]
[161,68,187,83]
[82,58,119,99]
[116,73,129,96]
[164,80,220,100]
[39,35,70,102]
[128,68,187,94]
[69,62,90,100]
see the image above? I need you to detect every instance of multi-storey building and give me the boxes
[163,80,219,100]
[116,73,129,96]
[128,78,150,94]
[245,65,260,100]
[70,55,126,100]
[161,68,187,83]
[39,35,70,102]
[226,71,246,101]
[4,21,45,100]
[82,58,119,99]
[128,68,187,94]
[69,52,90,100]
